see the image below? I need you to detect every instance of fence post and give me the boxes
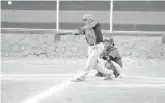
[162,34,165,44]
[56,0,59,31]
[162,34,165,56]
[110,0,114,33]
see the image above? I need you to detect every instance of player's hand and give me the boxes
[74,33,80,35]
[81,26,87,30]
[99,54,104,59]
[102,56,110,60]
[78,28,85,35]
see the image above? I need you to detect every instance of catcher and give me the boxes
[97,38,123,78]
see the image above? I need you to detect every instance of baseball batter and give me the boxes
[72,14,114,82]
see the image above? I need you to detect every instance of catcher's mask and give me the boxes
[103,38,115,46]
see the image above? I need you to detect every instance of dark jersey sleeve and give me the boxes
[108,48,122,62]
[93,23,103,44]
[110,49,121,58]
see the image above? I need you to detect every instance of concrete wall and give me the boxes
[1,0,165,31]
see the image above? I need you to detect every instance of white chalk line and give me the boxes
[2,74,165,81]
[18,72,81,103]
[122,75,165,81]
[2,77,165,83]
[19,80,73,103]
[1,74,75,77]
[1,73,164,103]
[1,60,21,63]
[116,79,165,83]
[1,59,70,63]
[1,60,83,64]
[19,79,165,103]
[87,84,165,88]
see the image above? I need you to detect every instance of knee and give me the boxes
[105,62,112,69]
[117,60,123,68]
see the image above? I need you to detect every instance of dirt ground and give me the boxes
[1,57,165,103]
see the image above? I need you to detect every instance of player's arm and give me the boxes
[74,28,85,35]
[100,49,110,60]
[115,50,123,68]
[107,49,118,61]
[109,49,117,58]
[108,49,123,67]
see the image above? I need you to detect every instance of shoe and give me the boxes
[72,78,84,82]
[117,74,123,78]
[95,72,106,77]
[115,73,120,78]
[104,75,113,80]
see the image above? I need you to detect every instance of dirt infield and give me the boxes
[1,57,165,103]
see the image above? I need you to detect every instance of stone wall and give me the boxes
[1,32,165,59]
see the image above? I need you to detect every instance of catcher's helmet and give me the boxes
[109,38,114,44]
[104,38,115,46]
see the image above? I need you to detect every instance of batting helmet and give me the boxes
[82,14,94,21]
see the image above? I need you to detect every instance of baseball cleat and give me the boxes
[95,72,106,77]
[115,73,120,78]
[104,75,113,80]
[72,78,84,82]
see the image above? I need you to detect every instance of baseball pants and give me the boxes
[78,43,113,80]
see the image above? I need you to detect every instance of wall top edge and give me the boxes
[2,0,165,1]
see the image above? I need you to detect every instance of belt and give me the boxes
[117,57,121,59]
[89,44,94,46]
[89,42,103,46]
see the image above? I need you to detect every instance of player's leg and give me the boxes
[88,46,92,57]
[94,63,114,80]
[78,47,102,80]
[105,61,120,78]
[73,44,104,82]
[109,61,122,78]
[116,58,123,68]
[95,58,106,77]
[95,71,105,77]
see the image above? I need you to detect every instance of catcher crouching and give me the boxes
[97,38,123,78]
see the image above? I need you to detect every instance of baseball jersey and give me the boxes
[80,21,103,45]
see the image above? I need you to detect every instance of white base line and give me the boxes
[19,73,81,103]
[20,81,73,103]
[2,73,164,103]
[1,60,21,63]
[123,75,165,81]
[1,74,165,81]
[89,84,165,88]
[1,74,75,77]
[117,79,165,83]
[2,77,165,83]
